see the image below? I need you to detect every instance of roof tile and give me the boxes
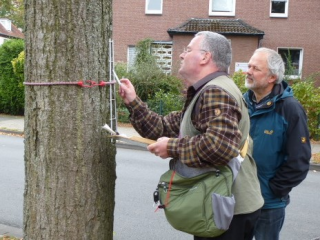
[168,18,264,37]
[0,19,24,39]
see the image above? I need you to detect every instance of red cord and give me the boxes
[23,80,117,88]
[154,171,176,212]
[164,171,176,207]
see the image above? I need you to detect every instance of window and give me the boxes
[270,0,289,18]
[145,0,163,14]
[127,42,173,74]
[151,42,173,75]
[209,0,236,16]
[278,48,303,79]
[127,46,137,71]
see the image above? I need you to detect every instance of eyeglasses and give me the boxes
[183,47,207,54]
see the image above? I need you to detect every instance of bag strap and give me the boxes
[156,170,176,210]
[164,171,176,207]
[240,136,249,158]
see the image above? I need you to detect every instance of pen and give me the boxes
[113,70,122,86]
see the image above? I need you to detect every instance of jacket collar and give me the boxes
[247,81,292,110]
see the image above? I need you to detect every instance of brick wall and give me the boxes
[113,0,320,82]
[171,35,259,77]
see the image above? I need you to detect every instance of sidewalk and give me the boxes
[0,114,139,137]
[0,113,144,150]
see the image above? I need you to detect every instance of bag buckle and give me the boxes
[153,189,166,210]
[153,189,159,204]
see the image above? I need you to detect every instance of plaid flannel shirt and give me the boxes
[126,72,242,167]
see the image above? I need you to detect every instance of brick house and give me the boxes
[113,0,320,84]
[0,18,24,45]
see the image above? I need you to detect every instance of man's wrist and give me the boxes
[167,138,179,159]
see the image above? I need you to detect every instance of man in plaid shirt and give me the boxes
[119,31,263,240]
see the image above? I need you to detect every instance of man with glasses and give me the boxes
[118,31,263,239]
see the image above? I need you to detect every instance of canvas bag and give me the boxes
[154,156,244,237]
[153,75,249,237]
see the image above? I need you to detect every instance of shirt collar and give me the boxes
[192,71,228,92]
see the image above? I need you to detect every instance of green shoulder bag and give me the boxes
[154,162,235,238]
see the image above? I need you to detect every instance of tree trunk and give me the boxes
[23,0,115,239]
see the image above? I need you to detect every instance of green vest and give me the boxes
[179,75,264,214]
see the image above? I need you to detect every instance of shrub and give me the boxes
[115,38,184,121]
[147,90,184,116]
[117,107,130,123]
[231,70,247,94]
[0,39,25,115]
[125,38,183,102]
[291,73,320,139]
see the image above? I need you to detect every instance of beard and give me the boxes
[245,77,255,90]
[245,75,270,91]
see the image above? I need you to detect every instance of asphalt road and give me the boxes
[0,134,320,239]
[0,134,24,229]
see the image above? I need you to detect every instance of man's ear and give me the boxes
[268,74,278,84]
[201,52,211,64]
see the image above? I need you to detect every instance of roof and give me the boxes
[0,19,24,40]
[168,18,264,37]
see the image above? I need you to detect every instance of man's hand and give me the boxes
[119,78,137,105]
[147,137,170,159]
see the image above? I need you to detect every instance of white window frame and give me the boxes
[277,47,303,79]
[145,0,163,15]
[270,0,289,18]
[209,0,236,16]
[127,45,137,71]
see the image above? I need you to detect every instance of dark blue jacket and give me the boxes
[243,81,311,209]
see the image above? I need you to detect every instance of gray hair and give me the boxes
[254,47,285,83]
[195,31,232,72]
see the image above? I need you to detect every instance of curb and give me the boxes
[0,129,147,152]
[310,163,320,172]
[0,129,24,136]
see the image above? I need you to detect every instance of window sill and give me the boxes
[270,14,288,18]
[285,75,301,80]
[209,13,235,17]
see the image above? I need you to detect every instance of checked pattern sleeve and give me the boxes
[126,97,181,140]
[126,85,242,167]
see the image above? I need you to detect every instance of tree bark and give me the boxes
[24,0,115,239]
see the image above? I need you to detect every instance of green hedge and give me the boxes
[290,74,320,139]
[0,39,25,115]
